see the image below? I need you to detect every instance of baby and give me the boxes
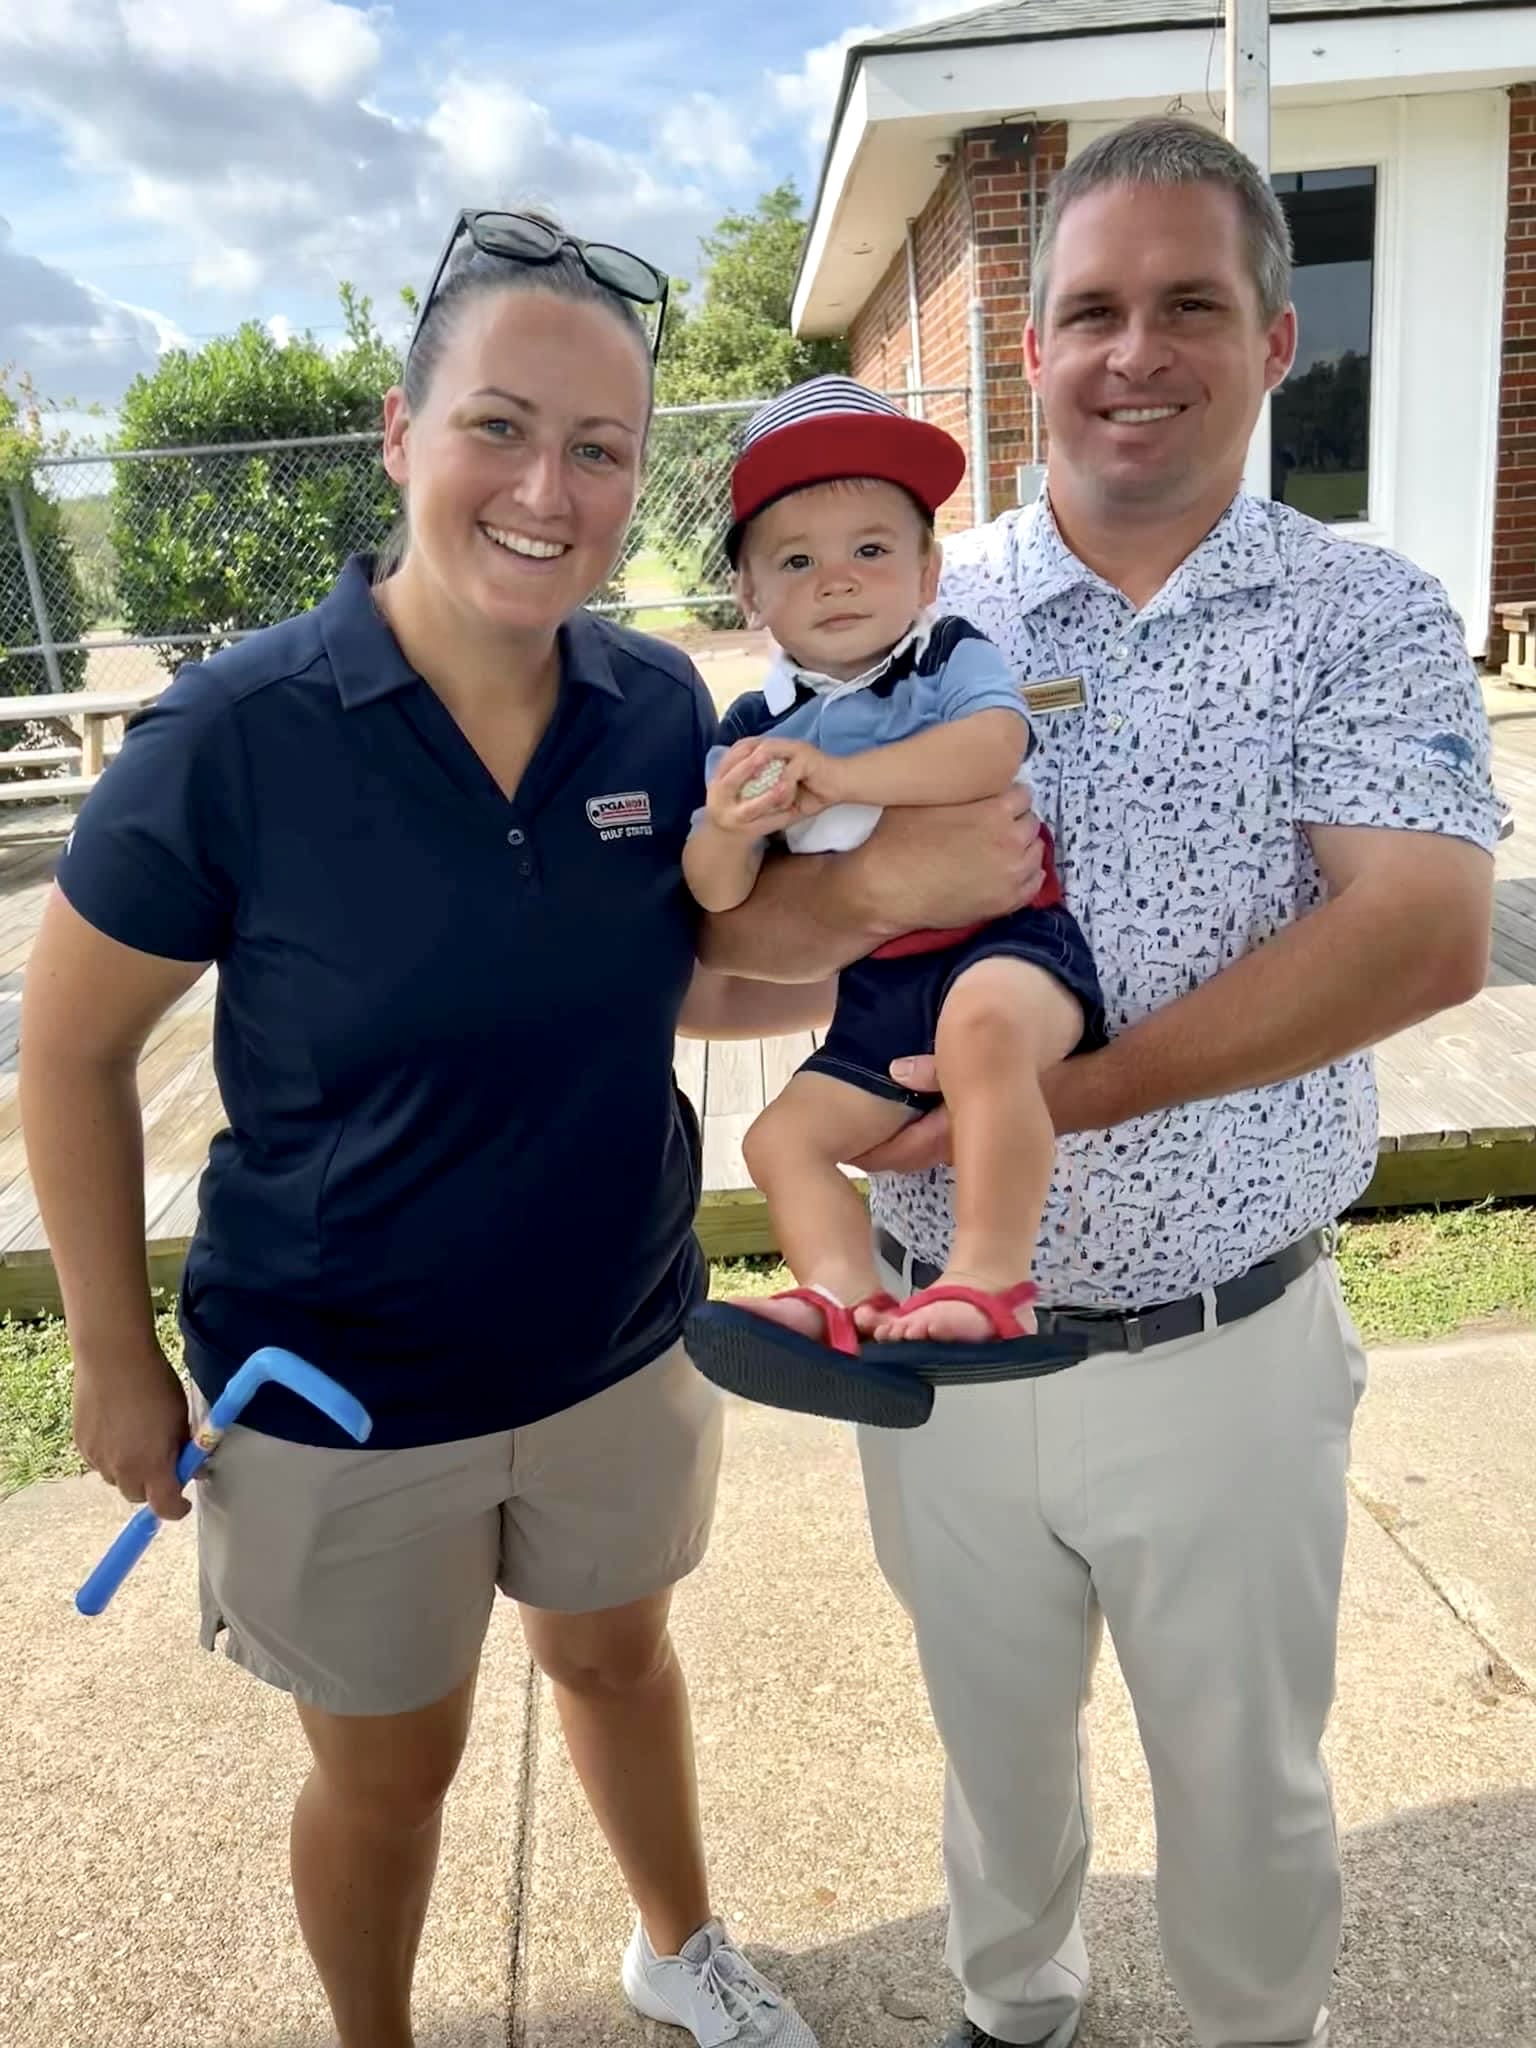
[684,376,1106,1351]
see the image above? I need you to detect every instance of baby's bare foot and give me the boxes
[737,1293,841,1341]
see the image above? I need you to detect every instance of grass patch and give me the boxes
[708,1256,792,1301]
[0,1307,182,1497]
[620,547,692,634]
[3,1209,1531,1496]
[1334,1202,1536,1345]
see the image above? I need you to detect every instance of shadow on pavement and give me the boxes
[513,1788,1535,2048]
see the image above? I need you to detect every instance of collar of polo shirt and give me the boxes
[320,555,625,708]
[1012,490,1285,619]
[761,606,938,716]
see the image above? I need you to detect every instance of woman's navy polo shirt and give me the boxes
[57,557,718,1448]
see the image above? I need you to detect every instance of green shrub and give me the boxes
[111,287,402,670]
[0,377,89,710]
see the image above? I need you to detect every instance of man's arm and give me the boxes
[1047,824,1490,1134]
[677,965,837,1040]
[865,825,1492,1168]
[698,784,1049,982]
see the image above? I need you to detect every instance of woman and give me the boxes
[20,210,832,2048]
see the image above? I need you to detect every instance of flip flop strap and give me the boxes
[896,1280,1039,1340]
[770,1287,862,1356]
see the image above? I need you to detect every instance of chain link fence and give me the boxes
[2,385,971,707]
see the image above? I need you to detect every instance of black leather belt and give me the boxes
[874,1225,1333,1356]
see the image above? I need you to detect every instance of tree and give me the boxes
[111,285,402,668]
[657,182,848,406]
[0,374,90,725]
[647,183,849,623]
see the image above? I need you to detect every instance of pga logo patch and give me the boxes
[587,790,653,840]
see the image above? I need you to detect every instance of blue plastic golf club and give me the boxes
[74,1348,372,1617]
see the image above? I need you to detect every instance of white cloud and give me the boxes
[656,93,760,186]
[770,1,962,146]
[0,218,182,406]
[0,0,738,403]
[11,0,379,101]
[265,313,294,347]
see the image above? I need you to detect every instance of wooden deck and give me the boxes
[0,680,1532,1312]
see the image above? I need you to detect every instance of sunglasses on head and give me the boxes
[409,209,671,361]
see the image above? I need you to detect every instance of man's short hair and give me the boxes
[1032,117,1294,325]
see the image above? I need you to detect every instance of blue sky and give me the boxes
[0,0,956,420]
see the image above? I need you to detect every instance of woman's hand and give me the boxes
[73,1342,193,1522]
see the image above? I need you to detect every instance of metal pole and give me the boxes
[904,223,925,420]
[7,485,64,694]
[1027,134,1041,468]
[968,299,991,525]
[1226,0,1273,499]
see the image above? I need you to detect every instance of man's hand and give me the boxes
[853,1070,952,1175]
[74,1344,193,1522]
[851,1042,1111,1173]
[854,785,1046,936]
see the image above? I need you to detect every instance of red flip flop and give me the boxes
[889,1279,1039,1340]
[745,1287,895,1356]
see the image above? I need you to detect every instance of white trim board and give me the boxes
[796,6,1536,334]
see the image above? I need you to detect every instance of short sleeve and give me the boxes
[686,670,720,790]
[716,690,777,751]
[1295,591,1502,851]
[933,633,1032,730]
[55,665,249,961]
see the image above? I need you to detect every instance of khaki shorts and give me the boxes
[195,1343,722,1716]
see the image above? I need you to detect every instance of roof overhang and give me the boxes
[794,4,1536,334]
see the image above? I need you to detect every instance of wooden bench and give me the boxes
[0,688,161,826]
[1496,600,1536,690]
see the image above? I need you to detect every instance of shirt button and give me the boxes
[506,827,525,847]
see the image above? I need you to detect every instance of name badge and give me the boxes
[1021,675,1087,716]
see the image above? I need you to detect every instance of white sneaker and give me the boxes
[621,1917,819,2046]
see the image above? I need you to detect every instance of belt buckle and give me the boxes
[1123,1310,1145,1354]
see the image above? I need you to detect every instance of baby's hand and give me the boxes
[705,739,805,835]
[745,739,846,815]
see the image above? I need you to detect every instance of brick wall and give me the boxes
[1492,82,1536,659]
[847,123,1068,532]
[966,122,1069,519]
[849,156,977,530]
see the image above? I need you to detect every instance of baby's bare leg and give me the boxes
[882,957,1082,1344]
[739,1073,915,1337]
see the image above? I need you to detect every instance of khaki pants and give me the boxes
[859,1254,1367,2048]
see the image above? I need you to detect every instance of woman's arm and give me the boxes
[20,889,208,1519]
[677,964,837,1040]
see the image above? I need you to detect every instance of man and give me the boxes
[702,118,1498,2048]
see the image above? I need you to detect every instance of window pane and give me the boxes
[1270,167,1375,522]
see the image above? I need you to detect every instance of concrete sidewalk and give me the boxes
[3,1331,1534,2048]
